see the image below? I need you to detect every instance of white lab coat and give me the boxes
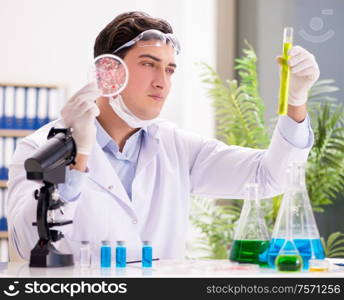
[7,119,312,262]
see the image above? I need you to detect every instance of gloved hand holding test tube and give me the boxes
[278,27,293,115]
[277,27,320,116]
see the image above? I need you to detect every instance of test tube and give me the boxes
[80,241,91,268]
[278,27,293,115]
[100,240,111,268]
[142,241,152,268]
[116,241,126,268]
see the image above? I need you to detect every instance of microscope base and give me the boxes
[29,240,74,268]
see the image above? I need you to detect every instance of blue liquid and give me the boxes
[116,246,126,268]
[100,245,111,268]
[267,238,325,270]
[142,246,152,268]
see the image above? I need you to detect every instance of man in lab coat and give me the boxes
[7,11,319,262]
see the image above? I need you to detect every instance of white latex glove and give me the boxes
[277,46,320,106]
[61,82,100,155]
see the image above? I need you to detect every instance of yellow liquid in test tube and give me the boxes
[278,27,293,115]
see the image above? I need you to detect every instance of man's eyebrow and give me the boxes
[138,54,177,68]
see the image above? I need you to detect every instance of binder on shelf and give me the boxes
[4,138,14,181]
[27,87,36,129]
[0,189,7,231]
[0,137,16,181]
[0,138,4,179]
[12,87,18,129]
[0,136,21,180]
[1,86,7,129]
[1,138,8,180]
[4,87,15,129]
[16,87,25,129]
[44,88,51,125]
[38,87,51,128]
[49,87,59,121]
[0,87,3,129]
[22,86,29,130]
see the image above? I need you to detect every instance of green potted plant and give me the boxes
[188,44,344,259]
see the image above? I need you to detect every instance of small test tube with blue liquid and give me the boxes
[100,240,111,268]
[142,241,153,268]
[116,241,126,268]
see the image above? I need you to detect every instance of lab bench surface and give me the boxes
[0,259,343,278]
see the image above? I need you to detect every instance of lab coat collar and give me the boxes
[87,121,161,213]
[95,119,147,150]
[95,119,144,162]
[146,122,160,138]
[135,123,160,177]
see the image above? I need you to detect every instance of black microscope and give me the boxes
[24,128,77,267]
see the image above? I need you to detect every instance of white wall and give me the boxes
[0,0,216,137]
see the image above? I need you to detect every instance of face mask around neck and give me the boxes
[108,95,159,128]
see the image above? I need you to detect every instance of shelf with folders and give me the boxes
[0,83,61,130]
[0,82,63,260]
[0,136,22,182]
[0,138,12,240]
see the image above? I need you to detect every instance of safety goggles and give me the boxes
[113,29,181,55]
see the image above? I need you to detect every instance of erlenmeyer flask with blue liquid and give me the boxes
[267,162,325,270]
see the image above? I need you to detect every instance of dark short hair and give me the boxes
[94,11,173,58]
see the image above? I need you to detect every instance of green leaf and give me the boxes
[326,232,343,248]
[323,232,344,257]
[327,251,344,258]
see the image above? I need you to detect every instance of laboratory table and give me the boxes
[0,258,344,278]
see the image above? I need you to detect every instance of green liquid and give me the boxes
[276,254,303,272]
[229,240,269,266]
[278,42,292,115]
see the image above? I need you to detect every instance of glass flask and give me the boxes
[275,175,303,272]
[267,162,325,270]
[229,183,270,266]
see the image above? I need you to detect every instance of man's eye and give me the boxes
[166,68,175,75]
[141,62,154,67]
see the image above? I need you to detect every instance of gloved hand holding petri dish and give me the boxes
[91,54,129,97]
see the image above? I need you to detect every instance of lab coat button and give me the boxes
[108,185,114,190]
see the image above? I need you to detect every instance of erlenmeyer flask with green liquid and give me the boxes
[275,180,303,272]
[229,183,270,267]
[268,162,325,270]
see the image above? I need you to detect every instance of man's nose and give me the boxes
[152,70,167,89]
